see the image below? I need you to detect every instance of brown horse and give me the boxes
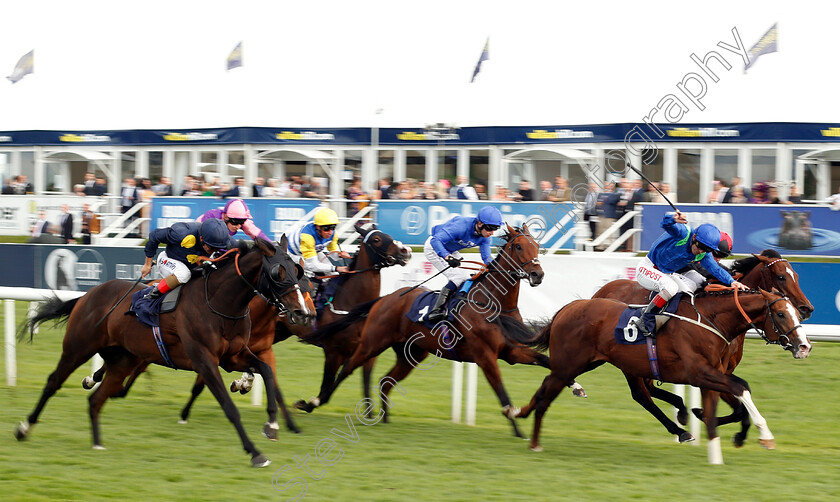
[592,250,814,444]
[15,238,307,467]
[303,224,552,437]
[516,288,811,464]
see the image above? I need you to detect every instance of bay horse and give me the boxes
[15,238,308,467]
[303,224,554,437]
[592,250,814,444]
[516,288,811,464]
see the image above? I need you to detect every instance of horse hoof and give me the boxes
[677,432,695,443]
[294,400,314,413]
[230,382,239,393]
[677,409,689,427]
[571,384,587,398]
[691,408,704,421]
[732,433,746,448]
[177,419,188,425]
[263,423,279,441]
[251,454,271,468]
[530,445,543,452]
[759,438,776,450]
[14,422,29,441]
[82,376,95,390]
[287,425,302,434]
[92,444,106,450]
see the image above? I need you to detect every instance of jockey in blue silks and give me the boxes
[632,210,747,336]
[423,206,504,322]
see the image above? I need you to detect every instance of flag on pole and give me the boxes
[744,23,778,72]
[227,41,243,71]
[7,50,34,84]
[470,38,489,83]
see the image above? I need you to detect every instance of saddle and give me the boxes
[406,290,467,328]
[614,293,684,344]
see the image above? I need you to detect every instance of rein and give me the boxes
[702,284,800,349]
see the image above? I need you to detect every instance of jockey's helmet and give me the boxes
[314,208,339,227]
[224,198,251,220]
[693,223,722,253]
[200,218,230,249]
[714,232,733,258]
[477,206,504,227]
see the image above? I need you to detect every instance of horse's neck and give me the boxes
[473,270,521,313]
[739,264,769,290]
[206,260,257,312]
[703,293,765,341]
[337,251,381,303]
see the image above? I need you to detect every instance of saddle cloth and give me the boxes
[613,292,683,345]
[405,290,465,329]
[126,285,183,328]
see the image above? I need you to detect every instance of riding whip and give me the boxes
[399,266,452,296]
[626,163,679,212]
[93,275,144,329]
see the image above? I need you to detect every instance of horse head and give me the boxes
[354,222,411,268]
[757,289,811,359]
[741,251,814,321]
[497,223,544,286]
[258,235,312,325]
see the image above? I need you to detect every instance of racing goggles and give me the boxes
[318,224,337,231]
[227,217,247,226]
[481,223,501,232]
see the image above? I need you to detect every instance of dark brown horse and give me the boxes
[303,224,552,437]
[592,250,814,444]
[15,238,307,467]
[516,288,811,464]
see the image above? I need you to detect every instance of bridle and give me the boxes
[484,230,541,281]
[731,287,802,350]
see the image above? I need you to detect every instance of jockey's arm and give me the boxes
[661,212,688,239]
[300,234,339,273]
[241,220,271,242]
[479,240,492,264]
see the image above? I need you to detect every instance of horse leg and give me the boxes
[16,345,99,441]
[295,350,343,413]
[236,349,282,442]
[701,389,724,464]
[516,372,568,451]
[379,344,424,424]
[185,343,269,467]
[321,327,393,410]
[179,375,205,424]
[88,350,142,449]
[645,380,689,426]
[471,349,525,438]
[625,375,693,443]
[263,348,300,434]
[361,357,376,419]
[717,392,751,447]
[82,363,106,389]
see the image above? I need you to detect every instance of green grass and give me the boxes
[1,302,839,501]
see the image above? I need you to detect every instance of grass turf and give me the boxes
[1,301,838,501]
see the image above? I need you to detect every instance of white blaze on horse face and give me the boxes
[785,266,796,282]
[784,301,811,357]
[296,286,309,316]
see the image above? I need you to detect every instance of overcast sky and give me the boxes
[1,0,837,130]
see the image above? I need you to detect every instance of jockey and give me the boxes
[287,207,352,275]
[632,211,747,336]
[196,198,271,242]
[140,218,236,299]
[425,205,504,323]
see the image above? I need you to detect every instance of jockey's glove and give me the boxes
[446,256,461,268]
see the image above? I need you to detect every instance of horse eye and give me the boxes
[777,275,785,281]
[777,312,785,318]
[515,244,522,250]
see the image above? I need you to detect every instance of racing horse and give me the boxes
[15,238,308,467]
[302,224,552,437]
[592,250,814,444]
[516,287,811,464]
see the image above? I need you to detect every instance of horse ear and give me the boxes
[521,223,530,234]
[278,233,288,250]
[355,221,369,236]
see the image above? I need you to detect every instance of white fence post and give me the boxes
[465,362,477,426]
[5,299,16,386]
[251,373,264,406]
[451,361,463,423]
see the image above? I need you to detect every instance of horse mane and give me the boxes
[730,248,782,275]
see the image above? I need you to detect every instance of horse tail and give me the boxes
[492,315,543,348]
[17,295,80,342]
[530,306,570,352]
[299,298,381,347]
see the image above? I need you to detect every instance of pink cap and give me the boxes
[224,198,251,219]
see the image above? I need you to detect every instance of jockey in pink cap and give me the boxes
[196,198,271,242]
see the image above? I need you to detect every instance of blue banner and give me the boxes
[640,203,840,257]
[150,197,321,242]
[374,200,578,249]
[794,262,840,324]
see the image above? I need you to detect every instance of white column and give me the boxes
[5,299,16,386]
[663,147,678,189]
[218,150,229,182]
[457,148,469,179]
[173,152,190,186]
[361,148,377,193]
[393,149,406,183]
[775,143,791,199]
[275,161,286,182]
[135,150,149,178]
[188,151,199,178]
[33,146,44,194]
[10,150,22,177]
[163,150,175,183]
[244,145,257,190]
[817,161,830,200]
[738,147,752,186]
[488,145,503,188]
[331,150,345,202]
[425,149,437,184]
[700,145,714,203]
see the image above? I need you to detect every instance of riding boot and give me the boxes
[142,288,163,300]
[632,295,666,336]
[427,284,455,323]
[143,275,180,300]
